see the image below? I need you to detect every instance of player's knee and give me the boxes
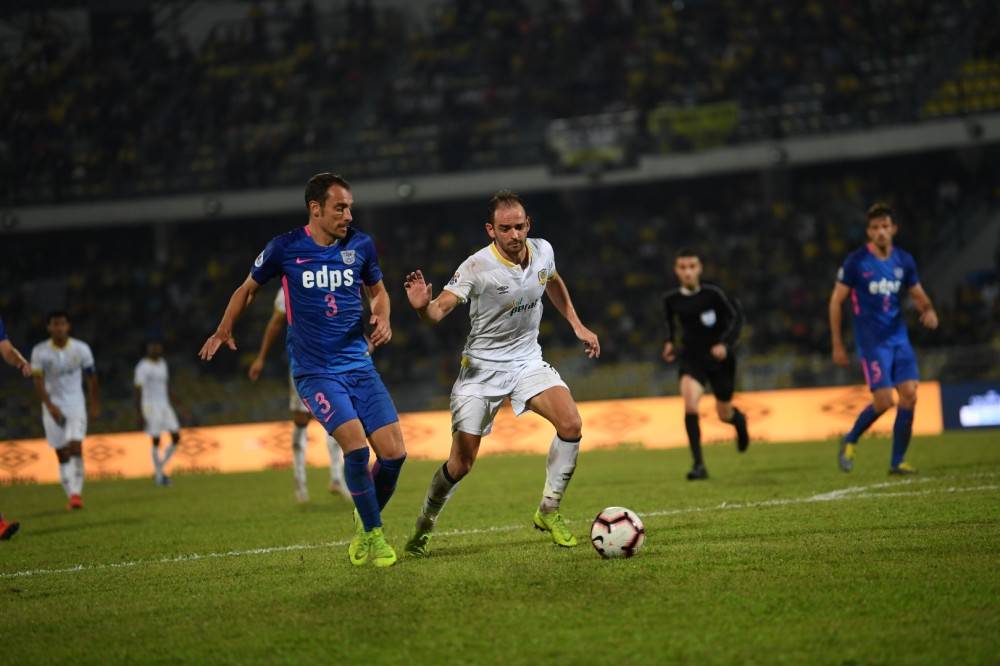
[898,389,918,409]
[716,403,734,422]
[449,455,475,480]
[292,412,310,427]
[557,412,583,441]
[873,394,895,413]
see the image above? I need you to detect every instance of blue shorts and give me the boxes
[295,365,399,436]
[858,342,919,391]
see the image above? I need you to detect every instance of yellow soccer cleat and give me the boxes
[369,528,397,568]
[533,509,578,547]
[838,442,856,473]
[889,462,918,475]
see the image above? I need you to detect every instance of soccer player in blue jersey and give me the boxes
[829,203,938,474]
[0,314,30,539]
[199,173,406,568]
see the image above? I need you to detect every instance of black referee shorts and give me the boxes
[678,353,736,402]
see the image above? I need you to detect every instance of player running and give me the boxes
[199,173,406,568]
[134,341,182,486]
[248,289,351,503]
[402,190,600,556]
[661,249,749,481]
[30,311,100,510]
[830,203,938,474]
[1,314,30,539]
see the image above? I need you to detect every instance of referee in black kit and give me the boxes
[661,249,749,480]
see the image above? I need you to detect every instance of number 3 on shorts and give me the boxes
[314,392,332,414]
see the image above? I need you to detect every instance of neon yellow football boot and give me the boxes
[533,509,578,547]
[838,441,856,473]
[348,510,370,566]
[889,461,918,475]
[369,527,397,568]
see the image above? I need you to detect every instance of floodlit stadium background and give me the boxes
[1,1,998,471]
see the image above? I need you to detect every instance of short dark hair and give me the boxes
[866,202,894,222]
[305,173,351,211]
[488,189,526,223]
[675,247,700,260]
[47,310,69,323]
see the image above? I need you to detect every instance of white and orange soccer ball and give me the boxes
[590,506,645,558]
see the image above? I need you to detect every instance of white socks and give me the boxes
[327,435,344,484]
[70,455,84,496]
[540,435,580,513]
[292,425,308,496]
[59,461,73,498]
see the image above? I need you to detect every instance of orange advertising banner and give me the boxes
[0,383,942,485]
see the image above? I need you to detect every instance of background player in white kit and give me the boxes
[30,311,100,510]
[403,190,600,555]
[248,288,350,503]
[134,341,182,486]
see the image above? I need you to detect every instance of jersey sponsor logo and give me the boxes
[340,250,356,265]
[301,266,355,291]
[700,309,717,327]
[868,278,901,296]
[509,298,539,316]
[254,251,265,268]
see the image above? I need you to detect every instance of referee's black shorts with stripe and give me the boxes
[678,353,736,402]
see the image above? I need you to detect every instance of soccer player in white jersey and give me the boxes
[30,312,100,510]
[1,314,29,539]
[134,341,182,486]
[248,289,350,503]
[403,190,600,555]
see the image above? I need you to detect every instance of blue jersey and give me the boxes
[250,225,383,377]
[837,244,920,351]
[0,315,6,342]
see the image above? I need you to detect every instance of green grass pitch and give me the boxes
[2,430,998,665]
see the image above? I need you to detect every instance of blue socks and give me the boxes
[372,455,406,509]
[891,407,914,467]
[844,405,885,444]
[343,447,381,531]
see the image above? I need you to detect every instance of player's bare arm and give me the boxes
[909,284,939,330]
[32,373,64,423]
[710,343,727,361]
[85,370,101,418]
[829,282,851,366]
[365,279,392,347]
[405,270,460,323]
[661,341,676,363]
[134,384,144,429]
[0,340,31,376]
[249,308,285,381]
[199,275,262,361]
[544,274,600,359]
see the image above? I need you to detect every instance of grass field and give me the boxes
[2,430,998,665]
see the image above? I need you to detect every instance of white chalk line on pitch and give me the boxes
[1,474,997,580]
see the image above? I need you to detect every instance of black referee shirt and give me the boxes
[663,282,743,354]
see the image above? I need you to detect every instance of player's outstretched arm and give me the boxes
[404,270,459,323]
[545,274,600,359]
[909,284,939,330]
[829,283,851,366]
[84,369,100,418]
[0,340,31,377]
[199,275,262,361]
[248,309,285,380]
[366,280,392,347]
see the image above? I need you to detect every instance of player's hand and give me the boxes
[710,343,728,361]
[920,309,939,330]
[661,342,676,363]
[404,270,432,310]
[19,361,32,378]
[47,403,65,426]
[248,356,264,381]
[199,329,237,361]
[90,399,102,419]
[575,325,600,359]
[369,313,392,347]
[832,344,850,367]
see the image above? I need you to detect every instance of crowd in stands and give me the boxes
[3,0,998,203]
[2,149,998,439]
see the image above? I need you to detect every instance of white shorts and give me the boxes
[289,373,309,413]
[142,402,180,437]
[42,406,87,449]
[450,358,568,436]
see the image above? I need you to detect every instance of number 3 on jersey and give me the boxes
[324,294,338,317]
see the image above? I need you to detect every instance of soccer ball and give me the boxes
[590,506,645,558]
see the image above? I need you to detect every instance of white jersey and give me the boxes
[30,337,95,414]
[134,358,171,406]
[444,238,558,369]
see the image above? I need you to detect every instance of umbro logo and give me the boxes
[496,285,510,295]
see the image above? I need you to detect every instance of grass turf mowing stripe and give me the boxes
[2,472,995,580]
